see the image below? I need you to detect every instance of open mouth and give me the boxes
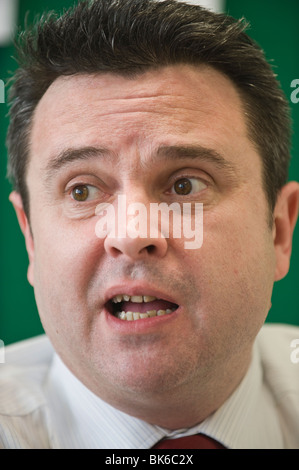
[106,294,179,321]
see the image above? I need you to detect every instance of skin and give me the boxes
[10,65,299,429]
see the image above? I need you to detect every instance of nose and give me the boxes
[103,195,168,260]
[104,233,168,259]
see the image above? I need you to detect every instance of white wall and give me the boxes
[177,0,225,13]
[0,0,18,45]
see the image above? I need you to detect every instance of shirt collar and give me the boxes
[45,338,283,449]
[193,341,284,448]
[45,354,164,448]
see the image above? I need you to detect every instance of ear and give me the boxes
[273,181,299,281]
[9,191,35,286]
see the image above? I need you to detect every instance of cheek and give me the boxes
[31,216,105,318]
[186,206,276,322]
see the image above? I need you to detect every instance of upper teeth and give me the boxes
[112,294,157,303]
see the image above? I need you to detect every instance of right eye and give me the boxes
[71,184,99,202]
[169,177,207,196]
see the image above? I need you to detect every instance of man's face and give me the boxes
[20,65,278,411]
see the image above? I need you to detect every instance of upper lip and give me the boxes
[104,282,179,306]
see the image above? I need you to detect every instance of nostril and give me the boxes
[104,239,123,258]
[104,233,168,259]
[109,246,123,258]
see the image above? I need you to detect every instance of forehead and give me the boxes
[29,64,256,172]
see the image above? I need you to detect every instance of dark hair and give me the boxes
[6,0,291,219]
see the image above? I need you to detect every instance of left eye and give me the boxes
[71,184,99,202]
[171,177,206,195]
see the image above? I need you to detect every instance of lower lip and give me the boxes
[104,306,181,334]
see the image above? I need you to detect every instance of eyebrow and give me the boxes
[44,146,111,179]
[44,143,236,179]
[157,144,236,172]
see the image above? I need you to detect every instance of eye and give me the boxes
[171,177,206,196]
[71,184,99,202]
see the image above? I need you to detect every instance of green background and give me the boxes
[0,0,298,345]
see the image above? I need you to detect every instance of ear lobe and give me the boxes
[273,181,299,281]
[9,191,35,286]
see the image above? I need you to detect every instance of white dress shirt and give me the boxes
[0,323,299,449]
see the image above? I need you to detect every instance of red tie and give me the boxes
[152,434,226,449]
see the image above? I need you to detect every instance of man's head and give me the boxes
[7,0,292,220]
[6,0,299,428]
